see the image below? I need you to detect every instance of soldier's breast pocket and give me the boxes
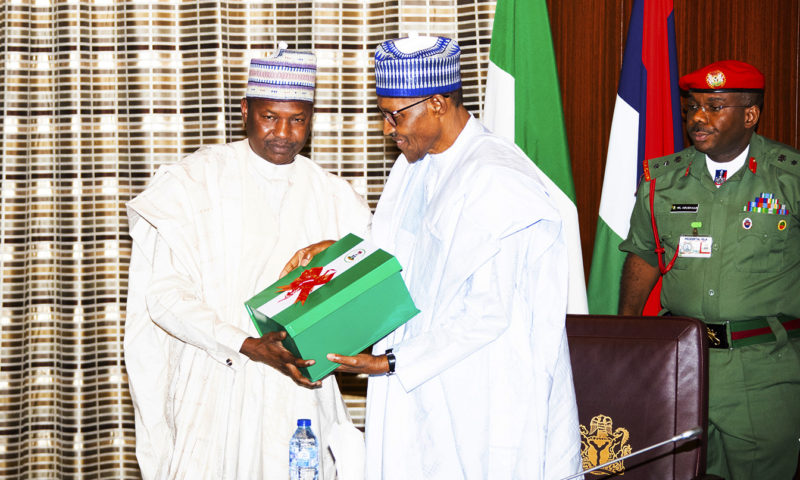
[657,210,702,270]
[735,211,792,273]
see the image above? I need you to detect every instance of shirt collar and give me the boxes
[421,114,481,197]
[689,133,763,181]
[246,141,296,180]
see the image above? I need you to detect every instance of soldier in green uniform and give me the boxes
[619,60,800,479]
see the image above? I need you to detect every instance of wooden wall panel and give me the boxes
[546,0,800,275]
[674,0,800,148]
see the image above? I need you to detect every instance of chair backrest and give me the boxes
[566,314,709,480]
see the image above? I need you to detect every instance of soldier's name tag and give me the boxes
[671,204,699,213]
[678,235,712,258]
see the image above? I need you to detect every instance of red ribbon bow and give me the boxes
[276,267,336,305]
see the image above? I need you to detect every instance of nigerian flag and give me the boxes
[586,0,682,315]
[484,0,588,314]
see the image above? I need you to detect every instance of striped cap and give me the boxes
[246,42,316,102]
[374,36,461,97]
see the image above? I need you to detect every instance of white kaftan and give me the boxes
[365,117,582,479]
[125,139,371,480]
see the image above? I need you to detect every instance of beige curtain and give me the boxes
[0,0,495,478]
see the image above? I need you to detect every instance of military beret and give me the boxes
[679,60,764,93]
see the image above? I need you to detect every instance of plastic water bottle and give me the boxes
[289,418,319,480]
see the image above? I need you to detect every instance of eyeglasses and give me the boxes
[378,94,449,127]
[682,103,752,116]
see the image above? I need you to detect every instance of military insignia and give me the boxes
[705,70,726,88]
[778,219,787,231]
[748,157,757,174]
[713,169,728,186]
[743,193,787,215]
[707,326,721,346]
[706,323,729,348]
[580,414,632,476]
[742,217,752,230]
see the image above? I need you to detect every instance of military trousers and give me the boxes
[706,336,800,479]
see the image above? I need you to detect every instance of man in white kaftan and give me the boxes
[325,36,583,479]
[124,47,371,480]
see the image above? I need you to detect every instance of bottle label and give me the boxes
[290,433,318,480]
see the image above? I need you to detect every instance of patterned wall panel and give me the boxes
[0,1,495,478]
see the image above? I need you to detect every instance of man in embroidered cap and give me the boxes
[292,35,581,479]
[619,60,800,479]
[124,44,370,479]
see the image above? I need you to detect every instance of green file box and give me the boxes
[245,233,419,381]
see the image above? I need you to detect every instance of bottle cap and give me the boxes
[297,418,311,427]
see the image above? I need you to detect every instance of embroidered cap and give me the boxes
[374,35,461,97]
[679,60,765,93]
[246,42,316,102]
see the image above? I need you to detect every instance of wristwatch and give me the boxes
[385,348,396,376]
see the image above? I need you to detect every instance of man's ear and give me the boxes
[427,94,449,118]
[744,104,760,129]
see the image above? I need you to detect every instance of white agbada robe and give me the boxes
[125,139,371,480]
[365,117,582,479]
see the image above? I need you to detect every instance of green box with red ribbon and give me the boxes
[244,233,419,381]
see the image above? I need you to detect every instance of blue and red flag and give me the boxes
[587,0,683,315]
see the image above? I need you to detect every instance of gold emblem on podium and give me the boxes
[580,414,632,476]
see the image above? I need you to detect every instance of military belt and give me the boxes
[705,317,800,349]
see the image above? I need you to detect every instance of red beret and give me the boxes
[679,60,765,92]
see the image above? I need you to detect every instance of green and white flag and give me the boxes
[483,0,588,314]
[586,0,682,315]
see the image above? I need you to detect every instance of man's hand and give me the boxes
[279,240,336,278]
[240,332,321,388]
[327,352,389,375]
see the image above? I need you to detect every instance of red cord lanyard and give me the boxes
[649,178,678,274]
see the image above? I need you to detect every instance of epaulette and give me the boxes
[643,151,691,181]
[769,145,800,177]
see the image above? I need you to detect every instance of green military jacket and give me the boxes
[620,133,800,323]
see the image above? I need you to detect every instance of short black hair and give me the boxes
[445,87,463,107]
[739,91,764,109]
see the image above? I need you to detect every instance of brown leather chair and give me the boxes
[566,314,710,480]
